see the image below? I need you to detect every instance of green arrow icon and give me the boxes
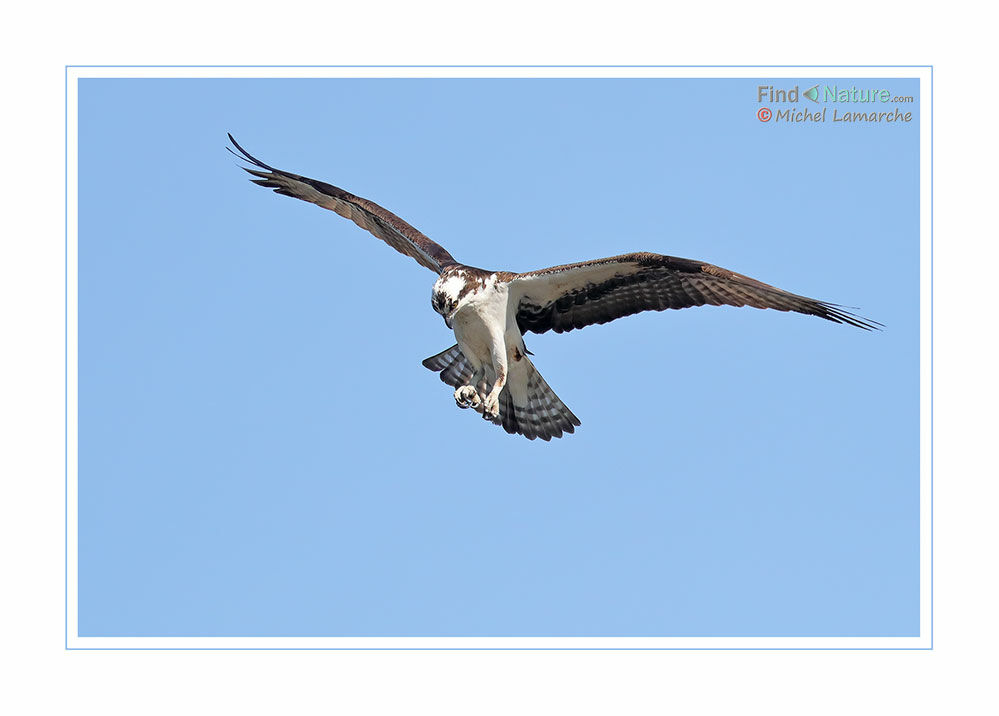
[803,85,820,102]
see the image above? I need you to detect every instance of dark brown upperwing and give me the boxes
[228,134,458,274]
[509,252,880,334]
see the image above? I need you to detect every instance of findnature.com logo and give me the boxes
[755,84,914,124]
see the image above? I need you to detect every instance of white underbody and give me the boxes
[435,271,530,417]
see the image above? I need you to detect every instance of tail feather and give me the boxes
[422,344,475,388]
[497,356,580,441]
[423,345,580,441]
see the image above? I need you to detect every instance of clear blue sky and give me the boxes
[77,77,919,637]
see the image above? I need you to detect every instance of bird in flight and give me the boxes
[228,135,878,441]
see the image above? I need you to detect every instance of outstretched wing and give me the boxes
[509,252,881,334]
[228,134,459,274]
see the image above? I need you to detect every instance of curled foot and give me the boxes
[454,385,481,410]
[482,394,500,421]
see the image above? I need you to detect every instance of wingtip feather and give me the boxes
[226,133,277,172]
[819,302,883,331]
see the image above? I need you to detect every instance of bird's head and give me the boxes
[431,272,465,329]
[431,289,458,329]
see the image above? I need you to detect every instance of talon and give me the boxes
[454,385,481,409]
[482,395,500,420]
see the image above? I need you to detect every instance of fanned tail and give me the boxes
[497,356,580,441]
[422,344,483,393]
[422,345,580,441]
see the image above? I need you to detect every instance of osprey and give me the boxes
[228,135,878,441]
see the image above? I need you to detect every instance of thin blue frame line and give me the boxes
[64,68,931,650]
[66,647,932,651]
[920,64,934,650]
[64,65,69,651]
[66,67,930,650]
[65,64,932,69]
